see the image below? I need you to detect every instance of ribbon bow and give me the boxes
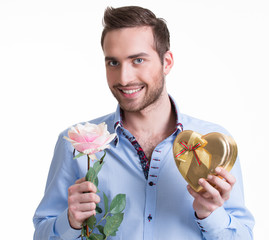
[175,132,211,168]
[176,141,202,166]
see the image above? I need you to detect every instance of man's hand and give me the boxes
[68,177,101,229]
[187,167,236,219]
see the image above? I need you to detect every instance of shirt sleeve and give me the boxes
[194,158,255,239]
[33,131,82,240]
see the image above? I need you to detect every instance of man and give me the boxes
[33,6,254,240]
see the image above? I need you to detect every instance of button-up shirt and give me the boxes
[33,98,254,240]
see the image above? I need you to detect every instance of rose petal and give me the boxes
[74,142,100,153]
[68,131,87,143]
[65,122,117,155]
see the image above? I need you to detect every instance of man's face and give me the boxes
[103,26,168,113]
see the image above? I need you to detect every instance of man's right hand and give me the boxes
[68,177,101,229]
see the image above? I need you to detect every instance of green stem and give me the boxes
[87,155,91,170]
[100,150,106,164]
[87,155,91,238]
[84,153,108,239]
[96,211,109,226]
[87,211,110,238]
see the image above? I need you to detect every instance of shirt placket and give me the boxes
[143,148,162,240]
[119,125,180,240]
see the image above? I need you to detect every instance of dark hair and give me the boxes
[101,6,170,64]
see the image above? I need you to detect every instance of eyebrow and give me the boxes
[127,52,149,59]
[105,52,149,61]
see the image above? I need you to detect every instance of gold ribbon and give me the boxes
[175,132,212,170]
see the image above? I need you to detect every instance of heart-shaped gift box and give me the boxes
[173,130,237,192]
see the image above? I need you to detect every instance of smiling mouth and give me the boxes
[119,87,144,95]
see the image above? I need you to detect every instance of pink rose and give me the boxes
[64,122,116,160]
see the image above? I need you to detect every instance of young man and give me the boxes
[33,6,254,240]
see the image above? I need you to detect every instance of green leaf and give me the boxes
[93,176,99,188]
[73,152,85,159]
[109,230,117,237]
[110,194,126,214]
[86,215,96,229]
[103,213,124,237]
[89,233,105,240]
[99,150,106,163]
[103,192,109,214]
[96,204,102,214]
[81,226,87,237]
[85,168,97,182]
[93,160,104,176]
[96,225,105,235]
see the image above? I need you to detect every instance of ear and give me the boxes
[163,51,174,75]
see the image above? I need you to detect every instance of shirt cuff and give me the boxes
[194,207,231,234]
[55,208,81,240]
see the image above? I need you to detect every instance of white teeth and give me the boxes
[121,88,142,94]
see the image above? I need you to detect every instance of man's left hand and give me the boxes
[187,167,236,219]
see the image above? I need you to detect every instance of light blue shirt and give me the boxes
[33,98,254,240]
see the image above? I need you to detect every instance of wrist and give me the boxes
[195,211,210,220]
[68,209,82,230]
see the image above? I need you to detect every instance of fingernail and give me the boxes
[207,175,213,180]
[215,167,221,173]
[198,178,204,184]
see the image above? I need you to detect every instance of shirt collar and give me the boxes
[112,95,183,146]
[169,95,184,133]
[113,104,123,131]
[112,105,123,146]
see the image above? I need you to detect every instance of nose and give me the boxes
[118,63,135,86]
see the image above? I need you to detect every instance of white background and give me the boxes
[0,0,268,239]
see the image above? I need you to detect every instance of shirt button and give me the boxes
[149,181,154,186]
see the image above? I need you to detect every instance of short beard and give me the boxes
[114,75,165,113]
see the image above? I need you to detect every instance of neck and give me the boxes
[122,92,176,139]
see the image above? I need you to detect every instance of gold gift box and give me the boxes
[173,130,237,192]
